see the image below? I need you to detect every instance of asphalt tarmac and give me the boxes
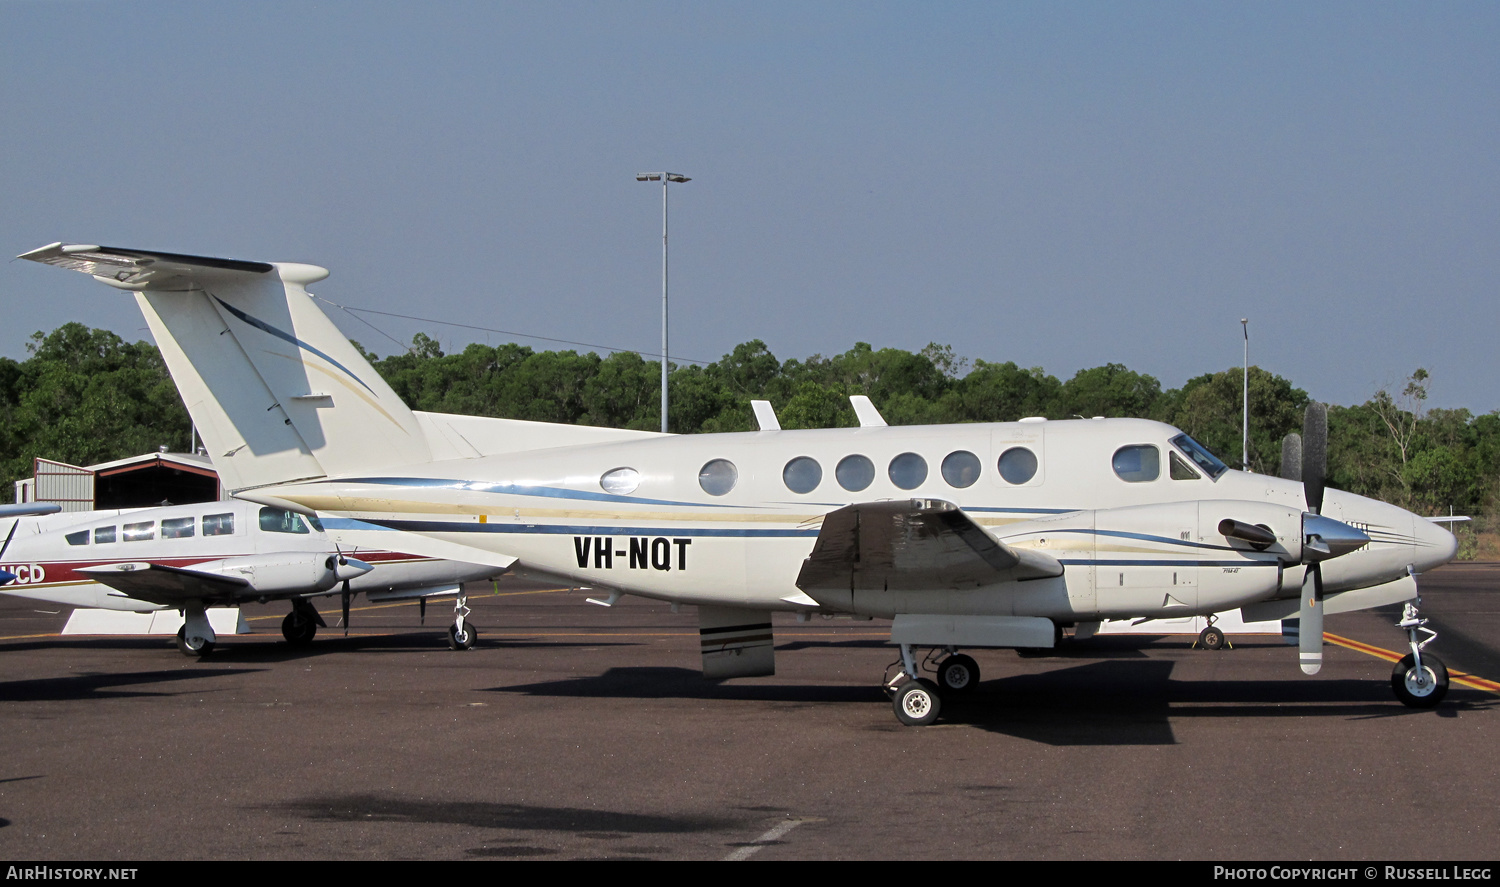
[0,564,1494,861]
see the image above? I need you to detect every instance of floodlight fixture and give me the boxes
[636,171,691,433]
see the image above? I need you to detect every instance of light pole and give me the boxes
[1241,318,1249,471]
[636,171,690,433]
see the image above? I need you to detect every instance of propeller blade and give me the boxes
[419,596,426,625]
[341,580,351,637]
[1302,402,1327,515]
[1280,432,1302,482]
[1299,564,1324,675]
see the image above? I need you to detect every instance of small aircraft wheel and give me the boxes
[937,654,980,694]
[448,622,477,651]
[892,679,942,726]
[1392,652,1449,709]
[1199,625,1226,650]
[282,611,316,646]
[176,626,214,657]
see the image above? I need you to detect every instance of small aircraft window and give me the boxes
[306,514,325,532]
[698,459,738,496]
[161,516,195,539]
[600,467,640,495]
[122,521,155,542]
[1170,452,1201,481]
[1112,445,1160,483]
[1169,433,1228,480]
[783,456,822,494]
[889,453,928,490]
[836,455,875,492]
[259,507,310,534]
[941,451,981,488]
[997,447,1038,485]
[65,530,89,546]
[202,513,235,536]
[94,526,116,544]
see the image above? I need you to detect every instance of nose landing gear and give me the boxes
[1391,598,1447,708]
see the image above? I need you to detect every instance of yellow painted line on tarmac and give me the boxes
[1326,632,1500,694]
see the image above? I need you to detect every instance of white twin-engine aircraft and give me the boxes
[21,243,1459,725]
[0,498,502,655]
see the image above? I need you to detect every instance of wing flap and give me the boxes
[797,499,1062,592]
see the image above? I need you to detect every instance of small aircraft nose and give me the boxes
[1412,515,1459,573]
[334,557,374,581]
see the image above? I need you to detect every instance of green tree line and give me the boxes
[5,324,1498,532]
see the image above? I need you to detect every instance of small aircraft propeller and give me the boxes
[1298,402,1329,674]
[341,578,351,637]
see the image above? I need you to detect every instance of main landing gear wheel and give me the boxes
[936,654,980,694]
[1392,652,1448,708]
[1198,625,1226,650]
[448,622,477,651]
[893,679,942,726]
[176,626,214,656]
[282,611,317,646]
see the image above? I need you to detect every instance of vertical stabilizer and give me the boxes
[20,244,431,491]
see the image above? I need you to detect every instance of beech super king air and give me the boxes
[21,243,1459,724]
[0,498,502,654]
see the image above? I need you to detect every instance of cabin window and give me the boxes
[836,455,875,492]
[1112,445,1160,483]
[941,451,981,488]
[600,467,640,495]
[202,513,235,536]
[783,457,822,494]
[65,530,89,546]
[698,459,738,496]
[259,507,311,534]
[162,517,195,539]
[122,521,155,542]
[1170,452,1201,481]
[94,526,116,544]
[997,447,1038,485]
[889,453,928,490]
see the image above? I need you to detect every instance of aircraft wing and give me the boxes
[77,563,251,606]
[796,499,1063,592]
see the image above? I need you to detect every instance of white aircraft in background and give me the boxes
[0,498,501,655]
[21,243,1459,724]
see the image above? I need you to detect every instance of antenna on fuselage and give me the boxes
[751,400,781,431]
[850,396,887,428]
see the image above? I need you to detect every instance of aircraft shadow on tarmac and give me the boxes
[492,659,1492,747]
[0,667,263,703]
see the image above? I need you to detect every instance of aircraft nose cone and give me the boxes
[0,569,14,586]
[335,557,374,580]
[1413,516,1459,572]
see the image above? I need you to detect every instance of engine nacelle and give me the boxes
[186,551,371,598]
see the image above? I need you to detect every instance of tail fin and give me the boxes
[20,244,431,492]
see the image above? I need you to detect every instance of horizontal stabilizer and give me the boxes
[797,498,1062,592]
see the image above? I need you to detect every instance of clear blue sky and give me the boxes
[4,1,1497,412]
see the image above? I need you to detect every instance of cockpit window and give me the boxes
[1112,445,1160,483]
[1170,434,1227,480]
[259,506,311,534]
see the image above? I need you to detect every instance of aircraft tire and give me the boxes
[892,679,941,726]
[175,626,214,657]
[1199,626,1226,650]
[282,611,317,646]
[1392,653,1448,709]
[448,622,477,651]
[937,654,980,694]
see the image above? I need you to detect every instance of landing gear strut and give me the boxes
[1392,597,1448,708]
[448,591,477,651]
